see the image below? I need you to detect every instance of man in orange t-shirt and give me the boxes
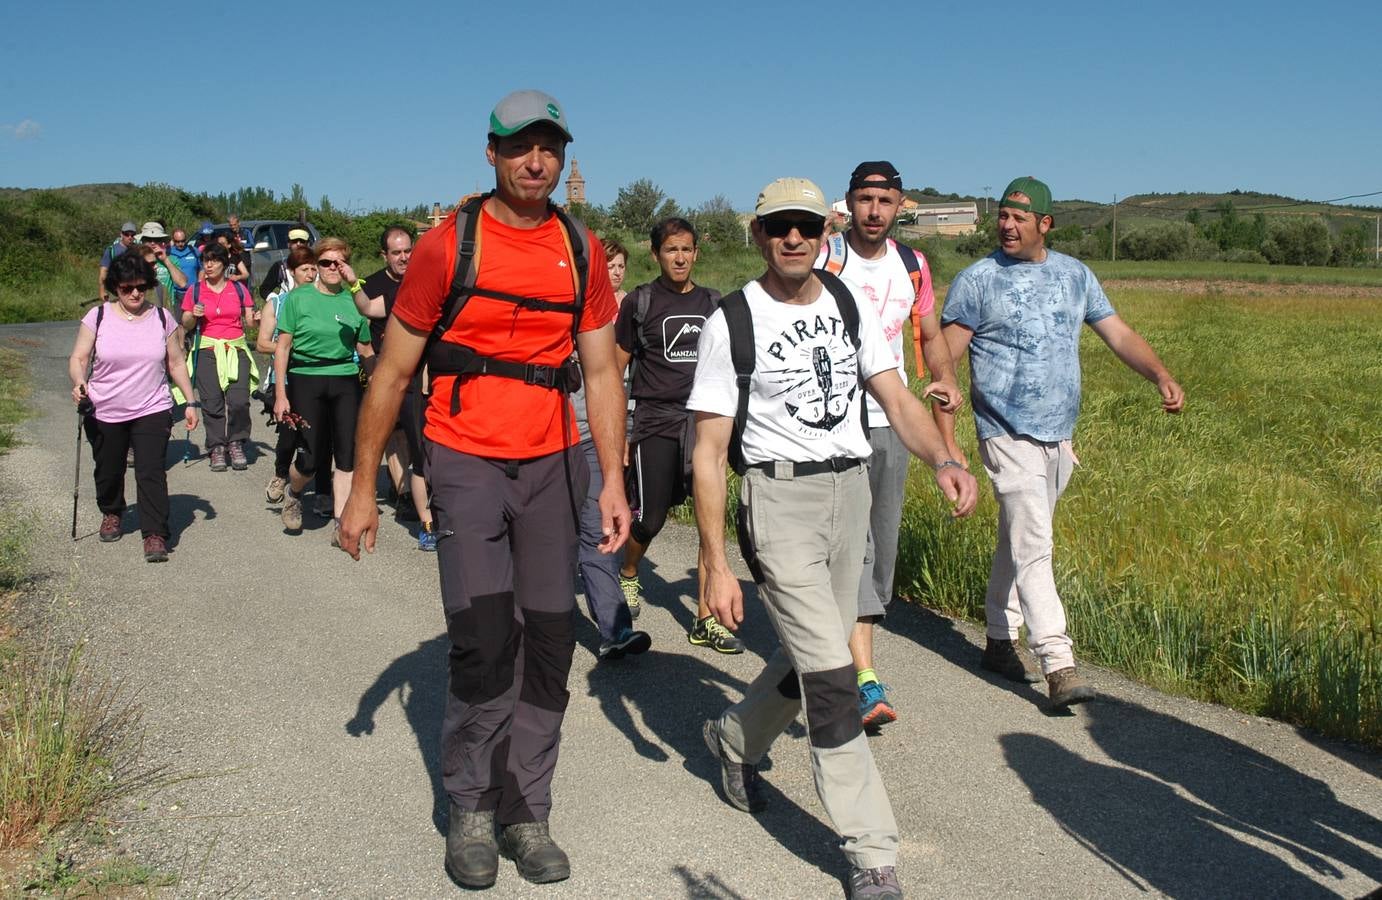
[338,90,630,890]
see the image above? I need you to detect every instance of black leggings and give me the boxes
[628,434,688,546]
[85,409,174,538]
[286,373,360,475]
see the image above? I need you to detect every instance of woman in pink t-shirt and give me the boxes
[180,243,258,472]
[69,254,199,562]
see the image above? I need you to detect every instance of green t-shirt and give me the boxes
[277,284,371,376]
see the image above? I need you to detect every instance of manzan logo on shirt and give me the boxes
[662,315,704,362]
[762,313,859,436]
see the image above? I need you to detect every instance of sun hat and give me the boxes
[755,177,830,218]
[138,221,168,241]
[287,228,311,242]
[489,90,572,143]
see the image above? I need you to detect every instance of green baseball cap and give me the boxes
[489,89,573,143]
[999,176,1052,216]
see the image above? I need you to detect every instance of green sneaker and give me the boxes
[689,615,744,654]
[618,573,643,619]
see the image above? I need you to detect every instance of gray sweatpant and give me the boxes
[857,426,909,618]
[716,464,899,869]
[193,347,252,449]
[980,434,1076,674]
[429,443,588,825]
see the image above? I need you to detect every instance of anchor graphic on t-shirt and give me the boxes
[785,346,854,431]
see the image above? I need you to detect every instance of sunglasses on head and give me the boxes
[758,216,825,239]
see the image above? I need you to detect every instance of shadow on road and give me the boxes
[1082,698,1382,890]
[635,563,780,662]
[586,650,835,880]
[1003,732,1350,898]
[346,634,449,835]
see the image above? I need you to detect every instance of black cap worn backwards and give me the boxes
[848,161,903,192]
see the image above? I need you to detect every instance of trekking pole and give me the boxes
[183,323,201,465]
[72,389,90,540]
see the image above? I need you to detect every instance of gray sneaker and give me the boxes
[498,821,569,884]
[444,804,497,889]
[848,865,903,899]
[265,475,287,503]
[281,492,303,531]
[702,719,765,813]
[1047,667,1096,709]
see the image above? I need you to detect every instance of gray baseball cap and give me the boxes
[489,90,573,143]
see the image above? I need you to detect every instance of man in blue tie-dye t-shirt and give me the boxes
[935,176,1185,710]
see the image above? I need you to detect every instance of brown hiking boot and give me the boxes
[143,534,169,563]
[228,440,248,470]
[99,513,122,542]
[981,638,1042,683]
[1047,667,1096,709]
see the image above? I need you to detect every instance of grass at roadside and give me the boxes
[0,343,173,890]
[895,287,1381,745]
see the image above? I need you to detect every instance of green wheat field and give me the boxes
[896,286,1380,745]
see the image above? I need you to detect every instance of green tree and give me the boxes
[1260,218,1330,266]
[568,201,610,234]
[690,195,743,248]
[610,179,679,235]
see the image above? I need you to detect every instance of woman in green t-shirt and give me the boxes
[271,237,375,542]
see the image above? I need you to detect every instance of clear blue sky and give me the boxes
[3,1,1379,214]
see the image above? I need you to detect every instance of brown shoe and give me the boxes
[228,440,248,471]
[99,513,122,542]
[981,638,1042,683]
[143,534,169,563]
[1047,667,1096,709]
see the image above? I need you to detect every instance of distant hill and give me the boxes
[1052,191,1378,234]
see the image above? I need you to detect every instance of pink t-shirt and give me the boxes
[81,304,179,423]
[180,280,252,339]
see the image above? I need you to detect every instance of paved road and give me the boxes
[6,320,1380,899]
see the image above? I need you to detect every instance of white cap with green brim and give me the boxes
[489,90,573,143]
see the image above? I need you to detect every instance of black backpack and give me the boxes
[717,269,867,476]
[421,192,591,416]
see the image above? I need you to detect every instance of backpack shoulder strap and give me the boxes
[631,283,654,358]
[550,205,590,341]
[892,239,927,377]
[821,232,848,275]
[718,290,754,476]
[815,269,861,349]
[814,270,870,436]
[432,193,489,344]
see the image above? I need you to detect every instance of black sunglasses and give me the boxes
[759,216,825,239]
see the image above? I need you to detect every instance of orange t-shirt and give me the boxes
[392,205,616,459]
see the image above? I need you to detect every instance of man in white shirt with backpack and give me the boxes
[816,161,961,728]
[690,177,978,900]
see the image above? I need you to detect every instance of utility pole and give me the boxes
[982,185,992,216]
[1376,215,1379,263]
[1111,194,1118,262]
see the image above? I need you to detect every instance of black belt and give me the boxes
[748,457,862,478]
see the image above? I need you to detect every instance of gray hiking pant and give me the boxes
[430,443,588,825]
[716,463,899,869]
[857,426,909,619]
[193,347,252,449]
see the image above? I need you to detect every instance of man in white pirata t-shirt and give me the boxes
[690,176,978,900]
[816,160,961,729]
